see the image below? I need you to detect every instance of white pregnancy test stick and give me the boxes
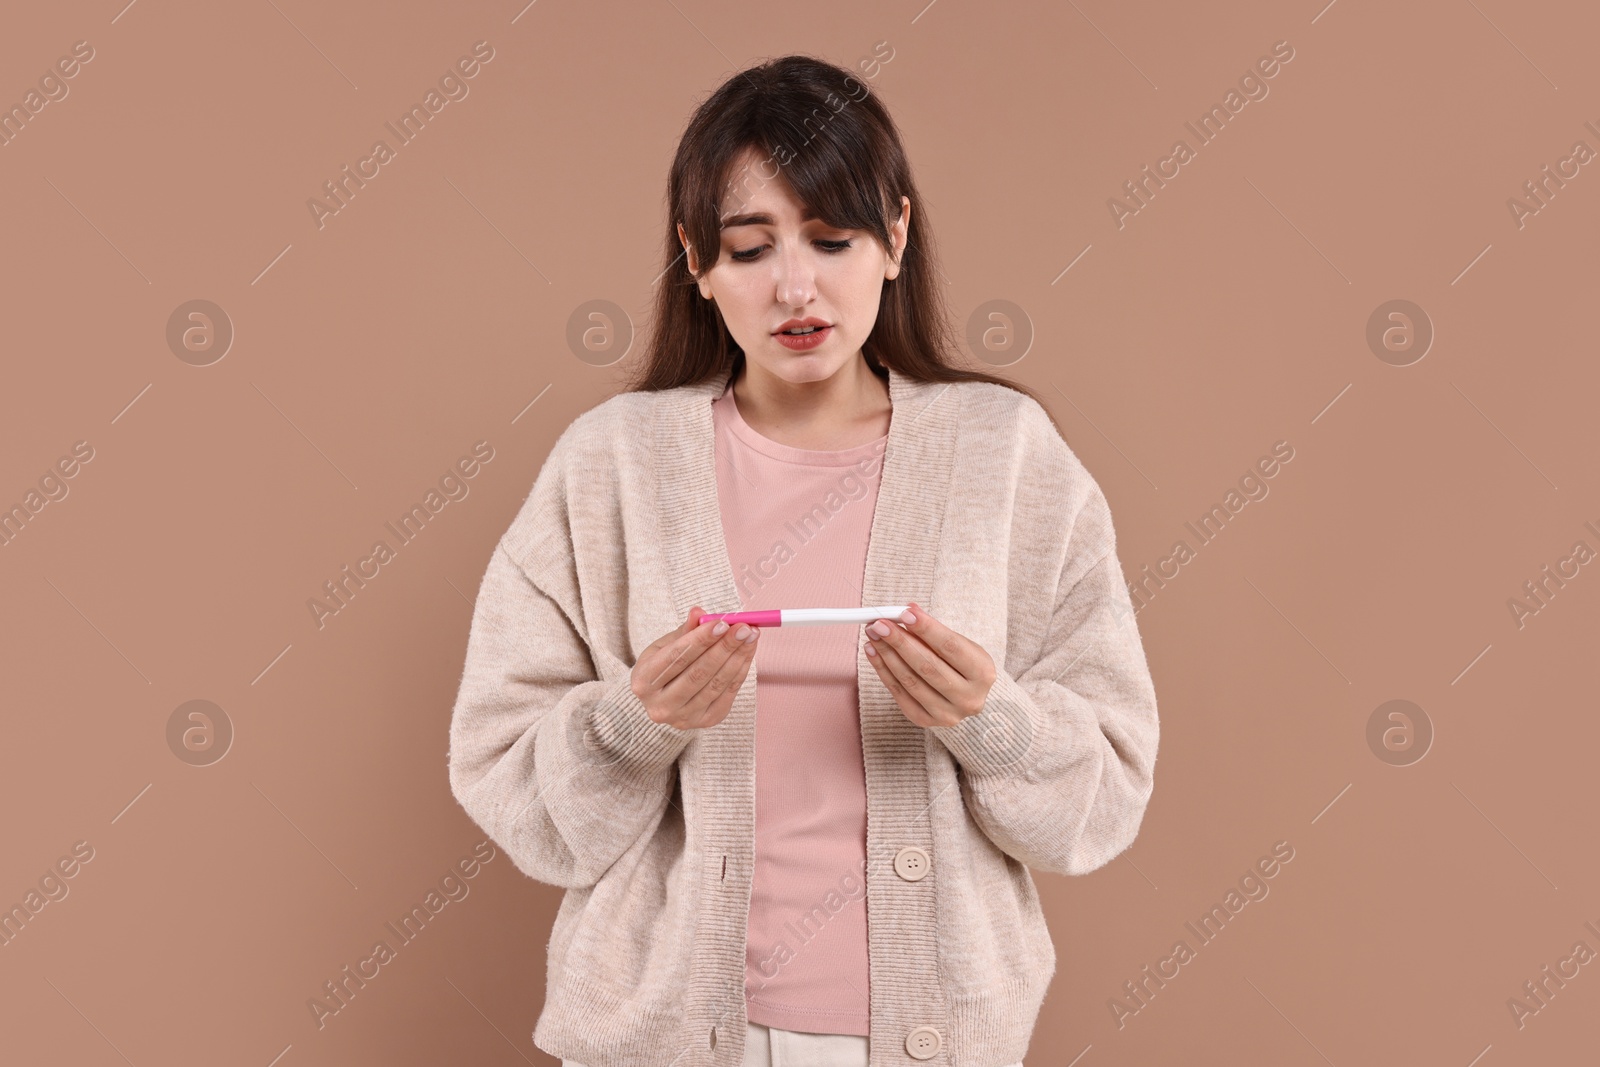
[696,606,910,628]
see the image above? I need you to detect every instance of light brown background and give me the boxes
[2,0,1596,1064]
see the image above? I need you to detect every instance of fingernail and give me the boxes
[899,609,915,624]
[734,624,750,640]
[864,642,877,657]
[742,627,758,642]
[869,620,891,637]
[713,620,729,635]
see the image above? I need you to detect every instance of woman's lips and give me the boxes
[773,324,832,350]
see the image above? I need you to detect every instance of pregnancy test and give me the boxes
[697,606,910,628]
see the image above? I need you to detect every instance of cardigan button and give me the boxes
[905,1025,943,1059]
[893,846,930,881]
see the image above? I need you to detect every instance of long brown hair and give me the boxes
[623,54,1058,434]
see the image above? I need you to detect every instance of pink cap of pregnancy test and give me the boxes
[696,609,781,627]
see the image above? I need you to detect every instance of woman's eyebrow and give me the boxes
[719,206,821,229]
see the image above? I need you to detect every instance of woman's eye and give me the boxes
[729,238,854,262]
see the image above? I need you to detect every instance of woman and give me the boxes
[448,55,1159,1067]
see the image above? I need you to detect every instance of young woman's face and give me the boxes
[679,152,909,387]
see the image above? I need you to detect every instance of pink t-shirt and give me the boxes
[712,380,887,1037]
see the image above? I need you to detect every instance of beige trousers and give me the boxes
[563,1020,1024,1066]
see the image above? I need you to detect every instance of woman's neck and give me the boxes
[730,354,891,451]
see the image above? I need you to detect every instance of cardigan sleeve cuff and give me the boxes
[929,666,1091,781]
[577,675,695,790]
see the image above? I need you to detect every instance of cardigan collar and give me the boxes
[652,361,961,624]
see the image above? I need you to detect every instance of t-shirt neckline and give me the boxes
[716,382,889,467]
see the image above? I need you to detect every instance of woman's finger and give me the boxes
[648,613,750,694]
[692,632,759,727]
[678,626,759,725]
[865,643,937,727]
[896,602,993,684]
[637,606,709,693]
[659,621,756,708]
[865,617,965,709]
[868,631,960,722]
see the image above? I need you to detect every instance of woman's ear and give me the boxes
[677,222,714,299]
[885,195,911,281]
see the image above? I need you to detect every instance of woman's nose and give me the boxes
[773,247,817,307]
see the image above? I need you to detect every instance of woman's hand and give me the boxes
[631,605,760,730]
[863,601,996,728]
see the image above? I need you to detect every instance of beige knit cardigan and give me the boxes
[447,362,1160,1067]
